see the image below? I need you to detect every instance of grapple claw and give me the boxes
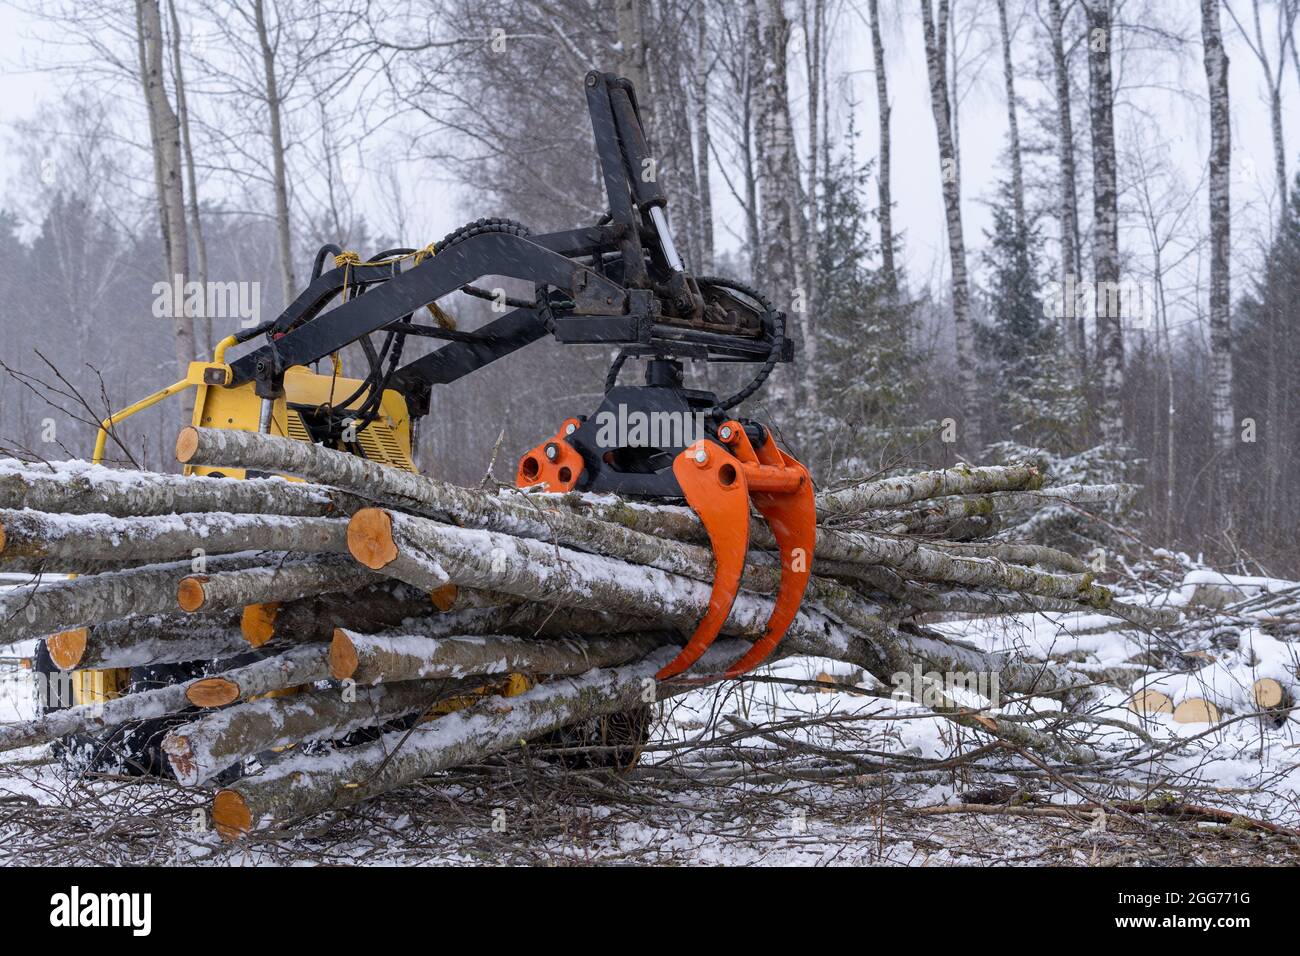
[655,439,751,680]
[658,422,815,681]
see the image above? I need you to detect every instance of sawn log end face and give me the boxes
[347,508,399,569]
[213,790,252,841]
[175,426,200,464]
[241,602,280,647]
[177,576,209,613]
[187,678,240,708]
[329,628,359,680]
[46,628,88,670]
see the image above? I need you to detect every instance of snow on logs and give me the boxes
[0,429,1213,836]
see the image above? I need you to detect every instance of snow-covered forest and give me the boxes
[0,0,1298,869]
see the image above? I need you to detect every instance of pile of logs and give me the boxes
[0,426,1170,840]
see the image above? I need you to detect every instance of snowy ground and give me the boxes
[2,573,1299,865]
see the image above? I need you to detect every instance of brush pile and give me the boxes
[0,426,1175,839]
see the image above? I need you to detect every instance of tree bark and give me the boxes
[694,4,715,272]
[330,629,670,685]
[164,679,459,786]
[212,645,746,839]
[1202,0,1236,501]
[45,612,245,670]
[0,460,361,518]
[177,555,384,614]
[868,0,897,297]
[0,553,273,647]
[995,0,1028,238]
[1047,0,1085,369]
[0,510,348,566]
[186,643,331,707]
[137,0,196,408]
[920,0,979,449]
[347,507,1091,701]
[754,0,809,417]
[238,580,454,647]
[166,0,211,355]
[1084,0,1124,447]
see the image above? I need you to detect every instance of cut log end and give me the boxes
[1127,689,1173,715]
[177,576,209,613]
[329,628,359,680]
[1173,698,1221,725]
[46,628,88,670]
[347,509,398,569]
[241,602,280,647]
[187,678,240,709]
[0,518,7,554]
[213,789,252,841]
[175,426,200,464]
[430,583,459,612]
[1253,678,1289,710]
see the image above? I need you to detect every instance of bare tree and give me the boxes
[693,4,715,272]
[252,0,297,306]
[137,0,196,408]
[167,0,210,356]
[1203,0,1237,506]
[1045,0,1085,372]
[1225,0,1296,218]
[995,0,1027,238]
[752,0,809,417]
[920,0,979,449]
[867,0,898,298]
[1083,0,1123,447]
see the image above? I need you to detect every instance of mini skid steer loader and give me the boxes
[34,72,815,774]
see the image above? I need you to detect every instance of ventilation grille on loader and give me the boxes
[286,409,415,473]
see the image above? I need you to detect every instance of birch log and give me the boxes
[164,679,461,786]
[347,508,1090,702]
[0,459,360,517]
[330,629,671,684]
[0,552,274,647]
[0,510,348,565]
[213,644,742,839]
[177,554,387,614]
[186,644,332,707]
[45,612,245,669]
[0,647,316,753]
[238,580,461,646]
[178,426,777,587]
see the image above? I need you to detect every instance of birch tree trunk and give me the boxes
[167,0,210,356]
[868,0,897,298]
[1202,0,1236,499]
[138,0,196,411]
[803,0,824,369]
[755,0,810,418]
[920,0,979,449]
[995,0,1027,238]
[1047,0,1085,370]
[1084,0,1124,447]
[253,0,296,306]
[693,5,715,272]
